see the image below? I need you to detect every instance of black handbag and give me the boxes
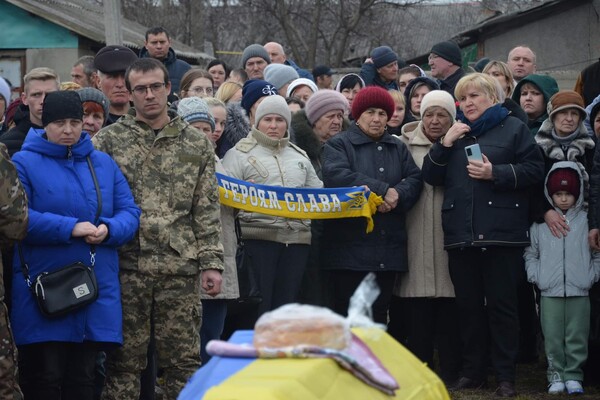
[234,218,262,304]
[19,157,101,318]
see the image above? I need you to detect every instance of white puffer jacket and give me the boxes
[524,161,600,297]
[222,127,322,245]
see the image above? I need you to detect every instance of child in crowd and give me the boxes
[524,161,600,395]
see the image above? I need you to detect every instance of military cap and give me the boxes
[94,45,138,74]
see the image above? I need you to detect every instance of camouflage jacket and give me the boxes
[0,143,28,300]
[93,109,224,275]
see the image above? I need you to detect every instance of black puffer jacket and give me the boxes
[0,104,40,157]
[422,115,545,249]
[321,125,422,272]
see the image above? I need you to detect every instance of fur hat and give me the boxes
[371,46,398,69]
[547,90,586,121]
[420,90,456,120]
[430,41,462,67]
[77,88,109,121]
[547,168,580,200]
[94,45,138,74]
[42,91,83,127]
[177,97,215,131]
[263,64,299,91]
[241,79,278,115]
[0,76,10,104]
[305,90,349,125]
[351,86,395,120]
[242,44,271,68]
[286,78,318,98]
[254,95,291,129]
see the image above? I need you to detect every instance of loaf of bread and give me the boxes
[253,303,350,350]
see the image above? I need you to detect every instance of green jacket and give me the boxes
[511,74,559,136]
[93,110,224,275]
[0,143,28,300]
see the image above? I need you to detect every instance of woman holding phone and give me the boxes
[421,73,544,397]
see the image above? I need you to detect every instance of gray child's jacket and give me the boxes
[524,161,600,297]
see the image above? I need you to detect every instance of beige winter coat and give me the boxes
[201,158,239,300]
[393,122,455,298]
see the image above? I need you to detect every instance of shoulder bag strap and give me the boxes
[86,156,102,267]
[18,155,103,286]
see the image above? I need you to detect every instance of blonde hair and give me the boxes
[60,81,82,91]
[23,67,60,93]
[482,60,515,97]
[203,97,226,110]
[215,81,243,103]
[454,73,500,105]
[388,89,406,107]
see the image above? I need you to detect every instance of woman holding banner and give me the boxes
[222,95,322,320]
[321,86,422,324]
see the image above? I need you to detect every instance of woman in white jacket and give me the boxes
[222,95,322,320]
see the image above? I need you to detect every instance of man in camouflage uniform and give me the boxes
[92,58,224,400]
[0,143,28,400]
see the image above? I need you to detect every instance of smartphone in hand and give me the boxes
[465,144,483,162]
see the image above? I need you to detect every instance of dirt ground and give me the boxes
[449,360,600,400]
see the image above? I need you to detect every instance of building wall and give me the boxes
[480,0,600,90]
[26,49,82,85]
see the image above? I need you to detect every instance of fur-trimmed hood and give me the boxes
[290,109,349,177]
[536,118,594,165]
[217,101,251,158]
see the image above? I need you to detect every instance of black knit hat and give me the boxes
[430,41,462,67]
[42,91,83,127]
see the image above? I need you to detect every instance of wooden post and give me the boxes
[104,0,123,45]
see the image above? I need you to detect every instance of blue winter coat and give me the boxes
[11,128,140,346]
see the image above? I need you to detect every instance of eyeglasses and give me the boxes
[187,86,214,96]
[428,54,439,61]
[131,82,166,96]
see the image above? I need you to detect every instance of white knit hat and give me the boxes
[254,95,291,128]
[420,90,456,120]
[286,78,318,98]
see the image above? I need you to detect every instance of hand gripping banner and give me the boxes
[216,173,383,233]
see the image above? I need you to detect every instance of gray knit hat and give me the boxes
[77,88,109,122]
[254,95,291,129]
[242,44,271,68]
[177,97,215,131]
[263,64,299,91]
[305,90,349,125]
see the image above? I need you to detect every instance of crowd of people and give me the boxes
[1,27,600,400]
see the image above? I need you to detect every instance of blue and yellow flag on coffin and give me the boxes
[216,173,383,233]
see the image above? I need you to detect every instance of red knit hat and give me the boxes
[546,168,580,200]
[351,86,396,120]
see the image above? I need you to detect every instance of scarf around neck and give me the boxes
[458,103,508,137]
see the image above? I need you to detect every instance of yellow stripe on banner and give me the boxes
[218,186,382,233]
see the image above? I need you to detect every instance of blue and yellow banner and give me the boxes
[216,173,383,233]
